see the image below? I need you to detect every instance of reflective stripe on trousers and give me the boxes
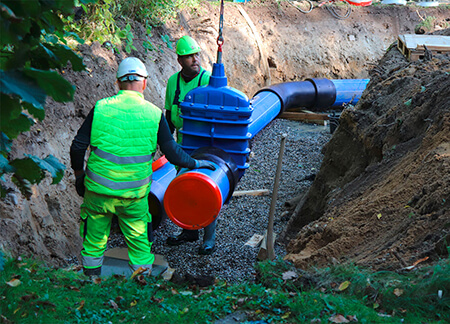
[80,190,155,269]
[81,255,104,269]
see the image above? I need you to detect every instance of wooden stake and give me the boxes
[266,134,287,260]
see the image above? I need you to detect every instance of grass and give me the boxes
[1,254,449,323]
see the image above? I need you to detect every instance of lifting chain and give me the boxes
[216,0,225,64]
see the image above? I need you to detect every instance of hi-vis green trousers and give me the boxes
[80,190,154,273]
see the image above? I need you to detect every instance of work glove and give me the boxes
[194,159,216,171]
[75,173,86,197]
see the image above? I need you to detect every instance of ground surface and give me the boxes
[0,1,449,276]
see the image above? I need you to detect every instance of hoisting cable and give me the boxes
[216,0,225,64]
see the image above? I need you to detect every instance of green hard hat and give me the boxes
[176,36,201,56]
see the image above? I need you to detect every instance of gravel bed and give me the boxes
[109,119,331,283]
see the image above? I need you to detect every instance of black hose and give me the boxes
[325,1,352,20]
[288,0,314,14]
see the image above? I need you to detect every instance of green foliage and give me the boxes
[255,257,297,289]
[118,0,201,26]
[63,0,123,50]
[2,255,448,323]
[315,260,450,322]
[0,0,92,197]
[116,23,137,54]
[415,16,437,34]
[64,0,194,55]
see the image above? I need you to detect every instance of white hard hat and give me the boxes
[117,57,148,79]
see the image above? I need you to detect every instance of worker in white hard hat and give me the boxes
[70,57,215,277]
[164,36,217,255]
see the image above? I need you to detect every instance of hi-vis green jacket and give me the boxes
[164,67,211,131]
[85,90,161,199]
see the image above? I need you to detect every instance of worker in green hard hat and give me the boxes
[164,36,217,255]
[164,35,211,144]
[70,57,215,277]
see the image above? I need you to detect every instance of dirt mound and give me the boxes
[284,29,450,270]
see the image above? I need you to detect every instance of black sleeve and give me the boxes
[158,115,196,169]
[70,108,94,171]
[165,109,175,134]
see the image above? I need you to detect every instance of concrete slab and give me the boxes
[101,248,169,277]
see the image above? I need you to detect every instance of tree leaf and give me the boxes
[23,101,45,121]
[78,0,98,4]
[0,133,13,154]
[11,175,33,199]
[27,154,66,184]
[64,31,85,45]
[329,314,350,323]
[2,112,33,140]
[23,68,74,102]
[338,280,351,291]
[0,4,31,46]
[393,288,404,297]
[37,43,85,71]
[282,271,297,280]
[15,0,42,17]
[0,70,46,108]
[109,299,119,310]
[6,278,22,287]
[76,300,85,311]
[10,157,43,184]
[0,155,15,174]
[131,266,147,279]
[0,93,23,123]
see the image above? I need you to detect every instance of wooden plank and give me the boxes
[233,189,270,197]
[279,112,330,121]
[398,34,450,61]
[401,34,450,50]
[280,112,330,120]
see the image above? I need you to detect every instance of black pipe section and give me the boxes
[254,78,337,113]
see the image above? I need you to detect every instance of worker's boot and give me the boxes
[199,220,216,255]
[166,229,199,246]
[83,266,101,277]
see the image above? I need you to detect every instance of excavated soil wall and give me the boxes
[0,1,448,269]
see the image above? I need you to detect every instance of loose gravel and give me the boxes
[147,119,331,283]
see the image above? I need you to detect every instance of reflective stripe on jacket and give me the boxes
[86,90,161,198]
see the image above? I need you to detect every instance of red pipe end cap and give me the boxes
[164,172,222,230]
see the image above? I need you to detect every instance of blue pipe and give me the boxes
[148,159,177,229]
[248,91,281,138]
[331,79,370,107]
[152,64,370,229]
[163,147,239,230]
